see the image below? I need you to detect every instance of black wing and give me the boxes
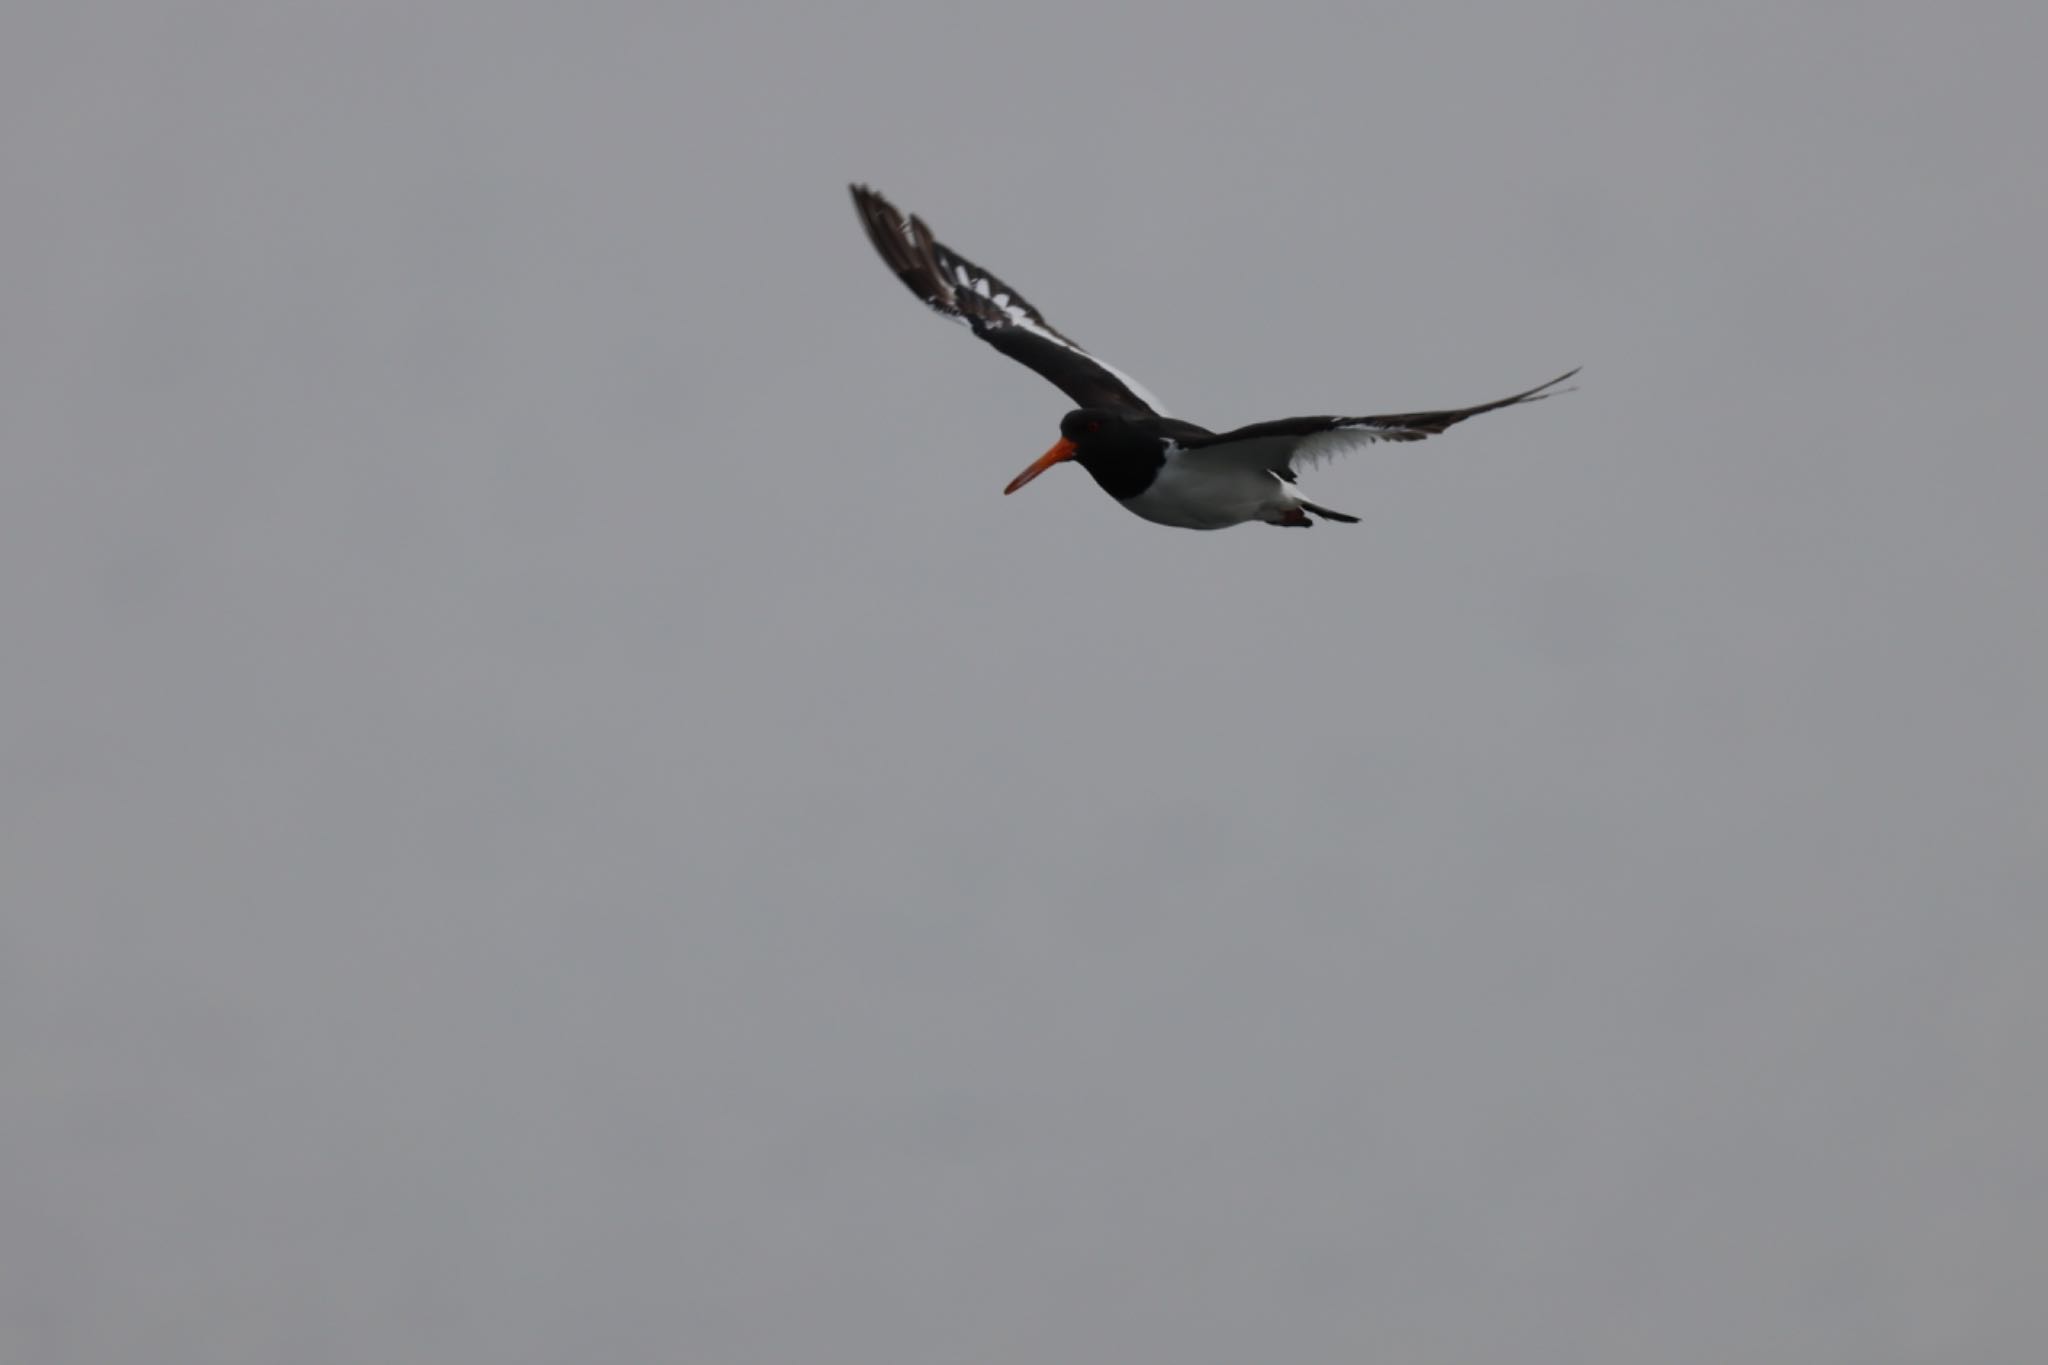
[1181,369,1580,474]
[850,185,1165,416]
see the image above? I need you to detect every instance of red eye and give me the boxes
[1084,419,1102,434]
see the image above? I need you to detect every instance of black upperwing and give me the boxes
[850,185,1166,416]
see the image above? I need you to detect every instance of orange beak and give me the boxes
[1004,437,1077,495]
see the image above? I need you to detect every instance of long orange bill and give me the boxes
[1004,438,1077,495]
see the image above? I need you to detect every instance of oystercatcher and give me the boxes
[851,184,1576,530]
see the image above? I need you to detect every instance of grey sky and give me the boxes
[4,3,2045,1362]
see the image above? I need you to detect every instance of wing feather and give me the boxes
[1183,369,1579,474]
[850,185,1167,416]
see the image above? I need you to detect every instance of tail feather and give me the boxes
[1298,499,1360,524]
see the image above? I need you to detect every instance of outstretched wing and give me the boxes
[1180,369,1579,475]
[850,184,1166,416]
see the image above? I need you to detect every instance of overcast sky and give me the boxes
[4,3,2045,1362]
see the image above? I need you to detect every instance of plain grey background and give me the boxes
[5,2,2044,1362]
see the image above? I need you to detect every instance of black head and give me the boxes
[1059,407,1134,444]
[1005,408,1165,500]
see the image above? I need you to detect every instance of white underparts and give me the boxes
[1118,445,1301,530]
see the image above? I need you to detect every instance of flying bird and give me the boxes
[850,184,1576,530]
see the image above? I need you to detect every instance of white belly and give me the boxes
[1118,449,1296,530]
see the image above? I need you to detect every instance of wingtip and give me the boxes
[849,183,891,221]
[1518,366,1583,404]
[850,185,922,248]
[850,182,901,210]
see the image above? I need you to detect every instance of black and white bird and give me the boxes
[850,184,1576,530]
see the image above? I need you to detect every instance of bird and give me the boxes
[850,184,1576,530]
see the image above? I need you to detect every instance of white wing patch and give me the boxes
[951,261,1032,327]
[1182,423,1430,479]
[855,188,1172,415]
[928,238,1170,415]
[1287,422,1433,469]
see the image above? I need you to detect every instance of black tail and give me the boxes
[1299,500,1360,524]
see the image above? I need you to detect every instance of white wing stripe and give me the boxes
[934,246,1170,415]
[860,188,1169,415]
[1290,426,1422,468]
[999,309,1168,415]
